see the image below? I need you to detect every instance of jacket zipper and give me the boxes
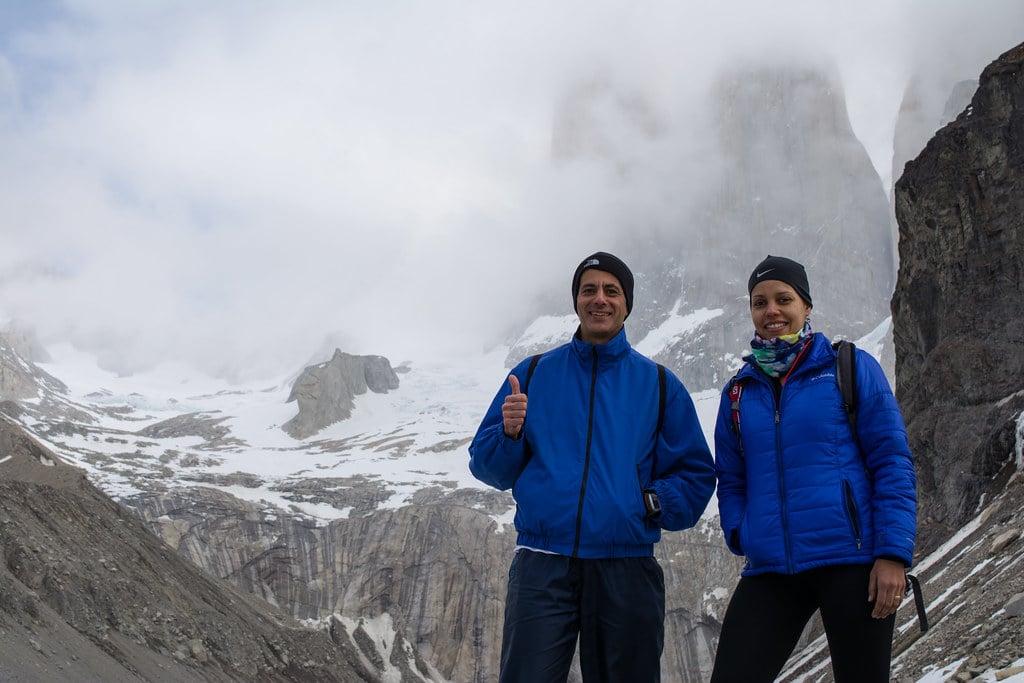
[775,340,812,574]
[572,349,599,557]
[774,399,792,573]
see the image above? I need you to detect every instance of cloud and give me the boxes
[1,1,1021,380]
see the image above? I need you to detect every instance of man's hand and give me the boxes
[502,375,527,439]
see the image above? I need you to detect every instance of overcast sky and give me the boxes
[1,1,1021,381]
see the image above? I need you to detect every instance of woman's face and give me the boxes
[750,280,812,338]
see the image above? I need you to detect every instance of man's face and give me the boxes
[576,268,627,344]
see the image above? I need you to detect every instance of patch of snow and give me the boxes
[634,303,723,358]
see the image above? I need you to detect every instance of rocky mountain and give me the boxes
[284,350,401,439]
[0,414,415,682]
[892,41,1024,557]
[0,41,1022,683]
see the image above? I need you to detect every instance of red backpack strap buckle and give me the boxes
[728,379,744,441]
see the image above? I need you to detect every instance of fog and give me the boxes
[0,1,1021,381]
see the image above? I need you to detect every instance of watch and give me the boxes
[643,490,662,518]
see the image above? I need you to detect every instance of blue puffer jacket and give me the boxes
[714,332,916,575]
[470,327,715,559]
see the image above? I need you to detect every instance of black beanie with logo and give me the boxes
[747,255,812,306]
[571,252,634,317]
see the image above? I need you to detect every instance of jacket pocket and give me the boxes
[635,465,655,528]
[843,480,863,550]
[729,527,744,555]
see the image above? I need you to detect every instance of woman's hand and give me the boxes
[868,558,906,619]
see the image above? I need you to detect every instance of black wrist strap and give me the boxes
[905,573,929,632]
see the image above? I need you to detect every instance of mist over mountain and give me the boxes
[1,2,1023,381]
[511,62,896,391]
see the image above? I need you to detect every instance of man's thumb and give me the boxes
[508,375,521,395]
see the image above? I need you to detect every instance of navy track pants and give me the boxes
[499,549,665,683]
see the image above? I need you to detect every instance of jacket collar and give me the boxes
[571,325,632,365]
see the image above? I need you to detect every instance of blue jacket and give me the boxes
[714,332,917,575]
[469,328,715,559]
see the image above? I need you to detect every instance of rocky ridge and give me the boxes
[0,415,416,682]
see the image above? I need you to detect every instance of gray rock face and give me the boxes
[892,41,1024,554]
[284,350,400,439]
[128,486,741,682]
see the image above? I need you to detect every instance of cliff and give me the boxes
[892,41,1024,555]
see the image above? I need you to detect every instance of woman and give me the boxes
[710,255,917,682]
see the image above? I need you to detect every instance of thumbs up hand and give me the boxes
[502,374,528,439]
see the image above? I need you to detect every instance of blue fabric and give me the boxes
[470,327,715,559]
[714,333,917,575]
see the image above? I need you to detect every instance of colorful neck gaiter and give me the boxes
[748,320,813,379]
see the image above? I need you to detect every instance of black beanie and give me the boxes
[747,255,812,306]
[571,251,634,317]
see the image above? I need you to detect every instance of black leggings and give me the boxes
[710,564,895,683]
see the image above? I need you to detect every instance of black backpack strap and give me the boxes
[833,340,858,432]
[646,364,668,487]
[656,364,666,435]
[521,354,542,394]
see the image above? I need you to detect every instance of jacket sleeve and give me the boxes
[713,382,747,556]
[468,370,531,491]
[648,374,716,532]
[854,350,917,566]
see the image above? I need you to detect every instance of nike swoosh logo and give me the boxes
[756,268,775,277]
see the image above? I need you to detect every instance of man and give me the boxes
[470,251,715,682]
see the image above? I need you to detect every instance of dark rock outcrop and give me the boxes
[893,75,979,194]
[892,41,1024,554]
[284,350,400,439]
